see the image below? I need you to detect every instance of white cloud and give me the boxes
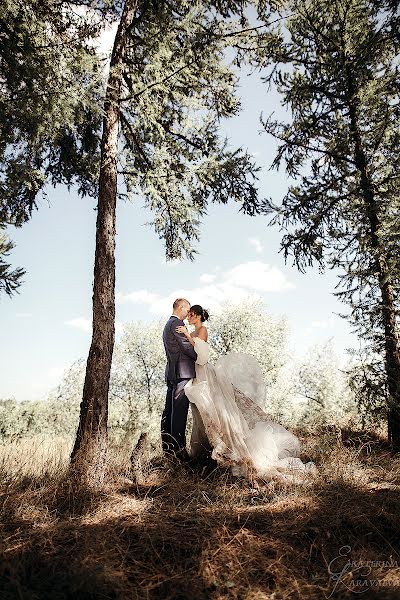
[200,273,217,284]
[65,317,92,333]
[117,289,159,304]
[64,317,124,336]
[248,237,264,254]
[225,261,294,293]
[117,260,294,316]
[304,317,339,337]
[310,317,336,329]
[16,312,33,318]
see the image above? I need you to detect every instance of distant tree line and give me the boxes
[0,301,364,443]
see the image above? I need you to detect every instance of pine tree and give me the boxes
[69,0,271,485]
[0,225,24,297]
[1,0,272,483]
[0,0,104,295]
[255,0,400,447]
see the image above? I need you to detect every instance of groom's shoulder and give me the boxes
[163,317,172,330]
[164,316,181,331]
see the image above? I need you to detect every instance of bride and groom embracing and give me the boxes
[161,298,317,483]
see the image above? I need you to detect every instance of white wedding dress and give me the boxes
[184,338,317,483]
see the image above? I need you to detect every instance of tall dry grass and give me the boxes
[1,427,400,599]
[0,435,73,482]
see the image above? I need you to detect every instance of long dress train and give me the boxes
[184,338,317,483]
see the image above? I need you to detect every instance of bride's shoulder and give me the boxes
[197,326,208,342]
[193,327,208,343]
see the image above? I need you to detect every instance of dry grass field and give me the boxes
[1,427,400,599]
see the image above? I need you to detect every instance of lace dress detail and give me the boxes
[184,338,317,483]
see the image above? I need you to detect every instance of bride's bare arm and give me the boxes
[176,325,208,344]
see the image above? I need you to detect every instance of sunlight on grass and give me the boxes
[1,427,400,599]
[0,434,73,481]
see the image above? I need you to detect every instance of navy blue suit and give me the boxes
[161,316,197,453]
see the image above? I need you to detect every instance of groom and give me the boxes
[161,298,197,457]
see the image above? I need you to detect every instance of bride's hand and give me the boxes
[176,325,189,336]
[176,324,196,347]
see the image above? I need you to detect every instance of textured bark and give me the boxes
[70,0,140,485]
[346,67,400,451]
[130,431,148,483]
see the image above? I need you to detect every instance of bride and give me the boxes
[176,304,317,484]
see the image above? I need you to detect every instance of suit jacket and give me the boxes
[163,316,197,383]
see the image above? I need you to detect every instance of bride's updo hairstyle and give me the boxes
[190,305,209,322]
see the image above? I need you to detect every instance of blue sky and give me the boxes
[1,56,355,401]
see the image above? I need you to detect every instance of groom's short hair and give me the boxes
[173,298,190,310]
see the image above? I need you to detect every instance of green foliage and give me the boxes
[0,0,103,226]
[0,397,76,438]
[0,224,24,297]
[0,0,105,296]
[47,359,136,439]
[253,0,400,416]
[260,0,399,280]
[208,298,288,386]
[110,320,166,436]
[118,0,264,261]
[346,346,389,425]
[207,298,299,418]
[295,340,358,426]
[1,301,362,440]
[1,0,269,297]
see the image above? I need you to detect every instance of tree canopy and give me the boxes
[253,0,400,446]
[0,0,103,226]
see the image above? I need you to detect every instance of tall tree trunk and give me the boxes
[346,69,400,451]
[70,0,140,485]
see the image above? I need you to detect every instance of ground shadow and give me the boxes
[1,451,400,599]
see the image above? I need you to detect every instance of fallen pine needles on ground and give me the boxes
[1,428,400,599]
